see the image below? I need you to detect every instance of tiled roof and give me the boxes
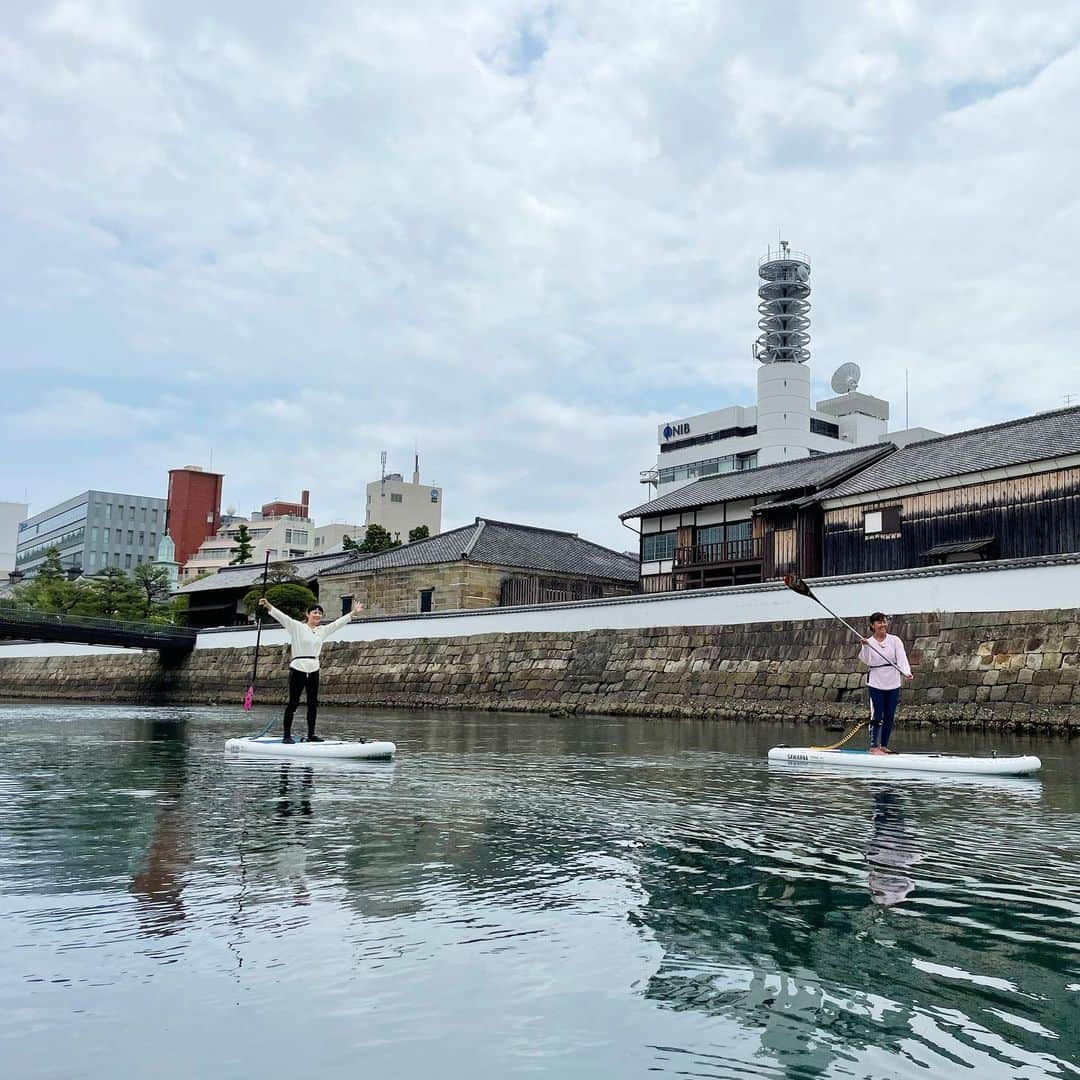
[177,550,370,595]
[820,406,1080,500]
[620,443,894,519]
[322,518,639,582]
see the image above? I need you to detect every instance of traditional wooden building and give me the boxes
[317,518,638,616]
[817,406,1080,575]
[620,444,892,592]
[176,550,350,628]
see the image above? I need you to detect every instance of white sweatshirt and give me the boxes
[858,633,912,691]
[266,605,353,674]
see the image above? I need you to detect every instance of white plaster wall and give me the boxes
[0,643,131,657]
[4,557,1077,660]
[188,557,1080,651]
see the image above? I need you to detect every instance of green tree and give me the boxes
[242,581,318,622]
[131,563,174,620]
[231,523,254,565]
[358,523,400,554]
[408,525,430,543]
[266,561,301,585]
[12,548,95,615]
[341,533,360,551]
[87,567,144,619]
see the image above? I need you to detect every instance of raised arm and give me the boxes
[258,598,297,630]
[319,599,364,640]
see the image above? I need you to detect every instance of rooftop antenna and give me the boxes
[380,450,387,499]
[413,442,420,485]
[1066,393,1078,407]
[906,369,910,428]
[830,362,861,395]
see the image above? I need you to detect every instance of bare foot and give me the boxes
[869,747,889,755]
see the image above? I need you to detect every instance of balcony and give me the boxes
[674,536,763,567]
[672,536,764,590]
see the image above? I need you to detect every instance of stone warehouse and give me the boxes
[317,518,639,617]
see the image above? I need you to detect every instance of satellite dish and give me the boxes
[831,362,861,394]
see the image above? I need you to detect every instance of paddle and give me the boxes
[782,573,908,676]
[242,552,272,711]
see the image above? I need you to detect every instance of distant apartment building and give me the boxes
[178,495,360,582]
[366,457,442,541]
[0,501,29,576]
[167,466,224,567]
[15,491,167,578]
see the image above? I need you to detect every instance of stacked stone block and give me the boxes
[2,608,1079,732]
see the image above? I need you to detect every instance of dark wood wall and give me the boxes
[822,467,1080,576]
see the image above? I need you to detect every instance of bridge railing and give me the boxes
[0,607,196,649]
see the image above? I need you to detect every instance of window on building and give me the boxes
[341,595,353,616]
[430,490,439,503]
[150,533,157,548]
[105,504,112,521]
[138,532,145,546]
[152,509,159,524]
[103,528,110,544]
[642,531,677,561]
[864,507,902,536]
[391,494,403,503]
[810,418,840,438]
[124,553,132,568]
[419,588,433,613]
[113,552,121,566]
[127,530,134,544]
[129,506,136,521]
[91,527,99,544]
[696,525,724,547]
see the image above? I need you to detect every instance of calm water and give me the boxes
[0,703,1077,1079]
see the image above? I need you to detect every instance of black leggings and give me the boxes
[283,668,320,738]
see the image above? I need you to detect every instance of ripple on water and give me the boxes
[0,705,1077,1079]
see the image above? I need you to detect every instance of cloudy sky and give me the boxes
[2,1,1079,550]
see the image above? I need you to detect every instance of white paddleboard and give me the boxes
[226,736,396,760]
[767,746,1040,776]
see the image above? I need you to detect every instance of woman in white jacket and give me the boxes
[258,597,363,743]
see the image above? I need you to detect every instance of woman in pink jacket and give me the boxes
[859,612,914,755]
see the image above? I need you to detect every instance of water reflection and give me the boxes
[865,788,920,907]
[0,704,1076,1080]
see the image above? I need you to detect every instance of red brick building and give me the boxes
[260,490,310,519]
[167,466,224,568]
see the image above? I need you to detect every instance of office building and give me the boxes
[0,501,28,577]
[16,491,167,577]
[366,455,442,541]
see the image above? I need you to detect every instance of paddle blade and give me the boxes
[783,573,812,597]
[242,686,254,711]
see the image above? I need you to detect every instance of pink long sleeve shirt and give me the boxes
[859,633,912,690]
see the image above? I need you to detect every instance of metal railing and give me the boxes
[674,536,763,567]
[0,608,196,650]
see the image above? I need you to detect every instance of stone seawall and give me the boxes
[2,608,1080,732]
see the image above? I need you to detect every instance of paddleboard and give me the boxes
[767,746,1040,776]
[226,736,396,760]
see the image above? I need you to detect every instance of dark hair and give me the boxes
[306,604,324,615]
[869,612,888,624]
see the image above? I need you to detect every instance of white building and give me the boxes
[642,244,893,496]
[366,456,442,542]
[0,501,28,577]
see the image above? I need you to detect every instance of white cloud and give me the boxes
[11,390,162,436]
[1,1,1079,545]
